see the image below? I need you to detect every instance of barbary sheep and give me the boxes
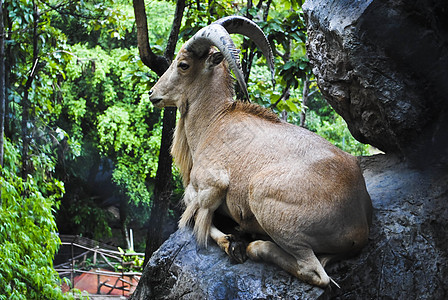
[149,16,373,288]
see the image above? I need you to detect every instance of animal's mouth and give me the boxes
[150,97,163,105]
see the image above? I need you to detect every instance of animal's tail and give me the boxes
[179,201,198,229]
[193,208,213,247]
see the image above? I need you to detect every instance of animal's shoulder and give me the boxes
[221,101,281,123]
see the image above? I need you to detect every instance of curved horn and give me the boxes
[184,23,250,100]
[214,16,275,88]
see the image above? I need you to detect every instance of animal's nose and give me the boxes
[149,89,162,105]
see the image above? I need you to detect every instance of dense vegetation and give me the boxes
[0,0,370,298]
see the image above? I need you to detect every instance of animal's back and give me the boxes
[203,103,349,166]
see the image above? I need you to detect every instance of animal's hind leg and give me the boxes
[246,240,330,288]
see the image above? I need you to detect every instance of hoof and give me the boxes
[224,235,248,264]
[329,277,341,289]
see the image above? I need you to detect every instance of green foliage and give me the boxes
[0,140,69,299]
[116,247,144,272]
[50,0,136,49]
[1,0,84,296]
[307,110,371,156]
[53,0,174,235]
[6,2,71,137]
[53,28,165,233]
[145,1,176,51]
[97,101,162,204]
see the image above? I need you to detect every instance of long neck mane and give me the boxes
[171,116,192,187]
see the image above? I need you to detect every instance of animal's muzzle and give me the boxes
[149,89,162,105]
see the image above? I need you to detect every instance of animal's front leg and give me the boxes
[179,168,229,247]
[210,225,248,263]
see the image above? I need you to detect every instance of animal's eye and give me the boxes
[178,62,190,70]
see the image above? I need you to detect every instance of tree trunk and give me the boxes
[0,0,5,204]
[120,195,131,249]
[300,76,310,127]
[0,0,5,171]
[143,107,176,266]
[133,0,185,265]
[4,4,12,140]
[21,0,39,179]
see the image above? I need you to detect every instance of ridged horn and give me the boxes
[184,23,249,100]
[214,16,275,88]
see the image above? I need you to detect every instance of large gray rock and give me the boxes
[130,229,323,299]
[328,155,448,299]
[130,154,448,299]
[303,0,448,164]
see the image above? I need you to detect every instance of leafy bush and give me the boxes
[0,139,70,299]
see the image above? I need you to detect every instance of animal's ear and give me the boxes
[206,52,224,69]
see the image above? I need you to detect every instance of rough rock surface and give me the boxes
[130,229,323,299]
[303,0,448,163]
[131,154,448,299]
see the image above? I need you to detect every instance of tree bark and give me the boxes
[133,0,185,266]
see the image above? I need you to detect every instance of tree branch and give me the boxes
[263,0,272,21]
[270,84,291,110]
[132,0,169,76]
[41,0,94,18]
[164,0,186,61]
